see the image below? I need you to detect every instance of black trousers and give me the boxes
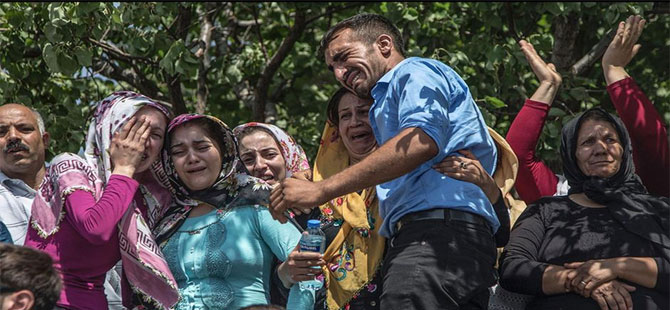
[380,217,497,310]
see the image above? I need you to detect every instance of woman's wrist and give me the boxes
[112,166,136,178]
[603,65,629,86]
[483,180,501,204]
[529,81,560,105]
[277,261,295,288]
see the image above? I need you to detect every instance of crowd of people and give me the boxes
[0,13,667,310]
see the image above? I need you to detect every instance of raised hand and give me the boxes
[519,40,562,86]
[590,280,636,310]
[602,15,645,85]
[519,40,562,104]
[110,116,151,178]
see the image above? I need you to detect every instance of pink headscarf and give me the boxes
[30,91,179,309]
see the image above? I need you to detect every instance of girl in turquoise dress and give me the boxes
[153,114,314,310]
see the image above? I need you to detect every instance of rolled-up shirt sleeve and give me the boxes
[394,64,453,159]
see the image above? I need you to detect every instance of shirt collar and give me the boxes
[371,57,416,101]
[0,168,42,196]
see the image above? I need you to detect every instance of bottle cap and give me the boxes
[306,219,321,229]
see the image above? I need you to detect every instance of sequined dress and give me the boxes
[163,206,314,310]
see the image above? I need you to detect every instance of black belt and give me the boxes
[395,208,490,232]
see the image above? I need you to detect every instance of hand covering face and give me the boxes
[30,91,179,310]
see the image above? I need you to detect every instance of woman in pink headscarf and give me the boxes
[24,91,179,310]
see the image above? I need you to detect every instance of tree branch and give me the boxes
[570,26,617,76]
[92,59,164,100]
[195,3,218,114]
[86,37,157,65]
[504,2,521,41]
[167,75,187,115]
[163,4,192,115]
[304,3,364,25]
[551,13,580,72]
[253,10,307,121]
[252,5,269,63]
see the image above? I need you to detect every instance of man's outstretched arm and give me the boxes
[269,127,438,222]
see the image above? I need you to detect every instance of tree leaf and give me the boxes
[485,96,507,108]
[43,23,62,42]
[74,46,92,67]
[42,43,60,73]
[548,107,566,117]
[569,87,588,101]
[57,52,79,76]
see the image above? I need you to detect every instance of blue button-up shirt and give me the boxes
[370,57,500,238]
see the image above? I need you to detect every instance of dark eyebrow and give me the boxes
[331,51,345,63]
[170,142,184,149]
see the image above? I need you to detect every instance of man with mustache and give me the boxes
[0,104,49,246]
[271,14,500,309]
[0,103,124,310]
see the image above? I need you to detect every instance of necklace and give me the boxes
[177,209,226,235]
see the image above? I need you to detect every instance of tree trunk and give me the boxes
[253,10,306,122]
[551,13,579,72]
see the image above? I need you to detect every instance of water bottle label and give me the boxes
[300,243,320,252]
[300,235,324,253]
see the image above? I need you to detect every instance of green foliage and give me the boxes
[0,2,667,172]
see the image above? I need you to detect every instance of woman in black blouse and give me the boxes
[499,107,669,310]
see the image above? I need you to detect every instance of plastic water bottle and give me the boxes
[298,219,326,291]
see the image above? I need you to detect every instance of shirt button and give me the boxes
[370,301,376,307]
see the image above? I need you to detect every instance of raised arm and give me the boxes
[64,116,150,244]
[506,40,562,204]
[602,15,669,196]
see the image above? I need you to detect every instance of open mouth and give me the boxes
[260,174,275,182]
[345,70,361,89]
[350,132,372,142]
[187,166,207,174]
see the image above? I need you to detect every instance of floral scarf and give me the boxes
[153,114,272,245]
[233,122,311,177]
[31,91,180,309]
[312,121,385,310]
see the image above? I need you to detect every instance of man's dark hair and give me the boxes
[326,87,351,127]
[0,243,61,310]
[319,13,405,57]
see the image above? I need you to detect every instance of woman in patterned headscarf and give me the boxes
[24,91,179,310]
[233,122,314,305]
[234,122,310,187]
[153,114,314,310]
